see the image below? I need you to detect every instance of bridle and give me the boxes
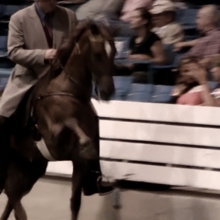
[36,42,98,102]
[36,23,115,103]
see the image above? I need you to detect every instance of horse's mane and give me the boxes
[56,20,91,67]
[56,20,117,67]
[50,20,117,78]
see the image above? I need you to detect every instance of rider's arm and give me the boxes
[7,13,46,67]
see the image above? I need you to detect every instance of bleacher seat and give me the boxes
[112,76,133,100]
[0,67,11,90]
[0,5,27,20]
[176,8,198,26]
[176,8,199,40]
[150,85,173,103]
[0,34,13,68]
[0,5,4,17]
[208,81,219,91]
[126,83,153,102]
[0,35,7,58]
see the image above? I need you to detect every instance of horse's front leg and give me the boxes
[0,200,13,220]
[70,161,85,220]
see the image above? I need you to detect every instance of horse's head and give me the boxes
[57,20,116,101]
[86,22,116,100]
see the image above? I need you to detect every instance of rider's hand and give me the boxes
[44,49,57,60]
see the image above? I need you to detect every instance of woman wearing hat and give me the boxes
[150,0,184,45]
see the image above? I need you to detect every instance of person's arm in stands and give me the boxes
[128,41,166,64]
[7,13,56,67]
[188,63,220,106]
[174,39,198,52]
[199,55,220,69]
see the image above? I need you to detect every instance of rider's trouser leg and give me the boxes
[0,116,9,191]
[83,159,113,196]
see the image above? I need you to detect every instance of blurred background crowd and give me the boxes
[1,0,220,106]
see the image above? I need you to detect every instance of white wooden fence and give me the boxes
[47,99,220,191]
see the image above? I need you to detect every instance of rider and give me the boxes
[0,0,112,195]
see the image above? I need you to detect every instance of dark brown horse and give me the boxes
[0,20,116,220]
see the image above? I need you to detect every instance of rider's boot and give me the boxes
[83,160,114,196]
[0,116,9,193]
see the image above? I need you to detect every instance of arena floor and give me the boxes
[1,177,220,220]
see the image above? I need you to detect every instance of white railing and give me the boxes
[47,99,220,190]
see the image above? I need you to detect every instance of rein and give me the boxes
[36,92,79,103]
[36,34,102,101]
[37,60,88,102]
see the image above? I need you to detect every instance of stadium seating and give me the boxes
[0,2,220,103]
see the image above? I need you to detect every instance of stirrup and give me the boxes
[96,175,114,196]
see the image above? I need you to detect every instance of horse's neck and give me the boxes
[47,54,92,101]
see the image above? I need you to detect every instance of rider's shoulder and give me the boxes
[10,5,33,21]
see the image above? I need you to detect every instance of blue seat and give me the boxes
[126,83,153,102]
[0,35,7,53]
[0,4,4,17]
[176,8,198,26]
[0,5,26,19]
[0,20,9,32]
[111,76,133,100]
[0,68,11,90]
[150,85,173,103]
[0,68,12,77]
[208,81,219,91]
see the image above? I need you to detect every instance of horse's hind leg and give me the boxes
[0,200,13,220]
[2,156,48,220]
[13,200,27,220]
[0,197,27,220]
[70,161,85,220]
[0,196,27,220]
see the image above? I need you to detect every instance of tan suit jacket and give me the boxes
[0,3,77,117]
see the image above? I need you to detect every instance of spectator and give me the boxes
[116,7,166,81]
[174,5,220,67]
[171,0,187,10]
[150,0,184,45]
[186,57,220,106]
[170,57,203,105]
[128,8,165,64]
[76,0,124,21]
[120,0,154,22]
